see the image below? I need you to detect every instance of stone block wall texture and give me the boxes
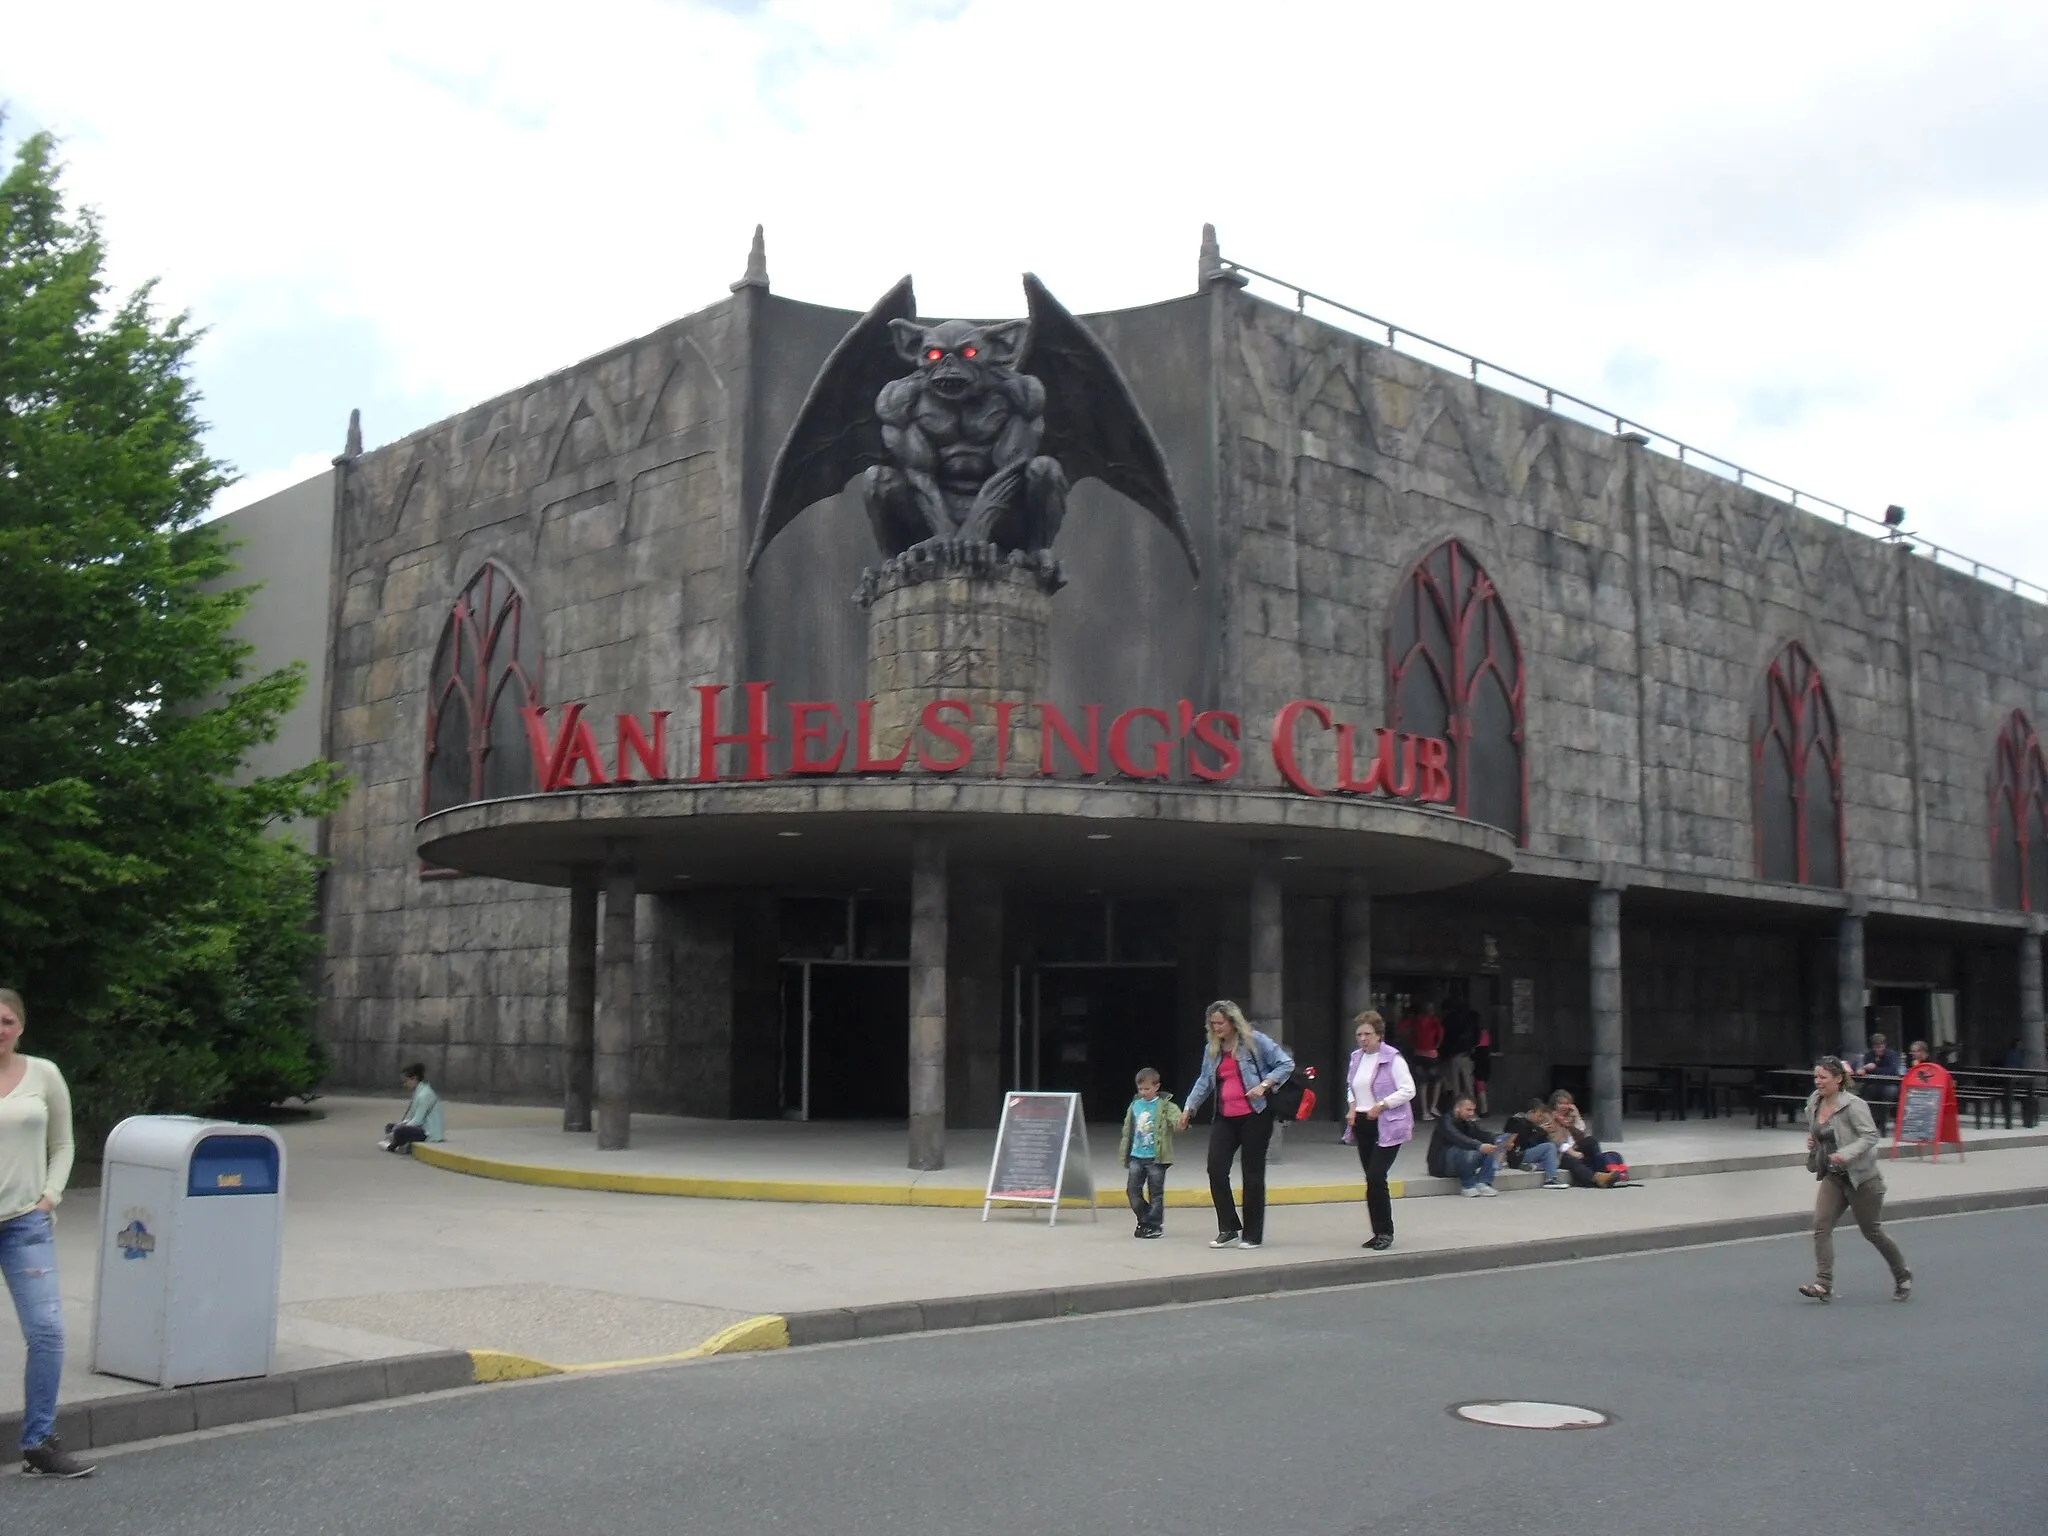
[323,292,748,1101]
[1213,289,2048,898]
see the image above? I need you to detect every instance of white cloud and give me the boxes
[6,0,2046,574]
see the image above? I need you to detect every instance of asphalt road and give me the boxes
[11,1208,2044,1536]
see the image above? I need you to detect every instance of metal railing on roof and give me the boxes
[1220,256,2046,605]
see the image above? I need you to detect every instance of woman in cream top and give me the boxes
[0,987,93,1478]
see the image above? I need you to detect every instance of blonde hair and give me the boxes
[0,988,22,1026]
[1204,999,1251,1058]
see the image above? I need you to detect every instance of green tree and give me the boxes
[0,126,343,1145]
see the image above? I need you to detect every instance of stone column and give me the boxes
[563,869,598,1133]
[1248,858,1284,1040]
[1589,876,1625,1144]
[1837,897,1867,1059]
[909,831,948,1170]
[596,848,637,1151]
[2021,917,2046,1070]
[1338,872,1373,1025]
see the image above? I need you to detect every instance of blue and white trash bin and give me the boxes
[92,1116,287,1387]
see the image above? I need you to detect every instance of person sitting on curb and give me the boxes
[1426,1096,1501,1197]
[1500,1100,1567,1187]
[380,1063,444,1154]
[1548,1090,1625,1187]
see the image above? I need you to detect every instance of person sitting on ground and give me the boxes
[1118,1068,1175,1239]
[1426,1095,1501,1196]
[381,1063,444,1154]
[1547,1089,1624,1187]
[1500,1099,1566,1187]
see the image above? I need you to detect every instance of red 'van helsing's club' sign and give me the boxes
[517,685,1452,805]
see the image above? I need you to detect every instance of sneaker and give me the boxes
[1238,1239,1262,1250]
[1460,1186,1482,1198]
[1475,1184,1499,1198]
[1133,1223,1147,1238]
[1138,1226,1163,1239]
[1893,1272,1913,1303]
[22,1438,95,1479]
[376,1139,392,1150]
[1542,1178,1569,1190]
[1209,1231,1240,1248]
[1367,1234,1394,1251]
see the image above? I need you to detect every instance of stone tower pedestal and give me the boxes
[861,545,1058,775]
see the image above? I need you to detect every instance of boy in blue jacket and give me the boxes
[1118,1069,1176,1238]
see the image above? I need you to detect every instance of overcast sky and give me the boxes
[7,1,2046,583]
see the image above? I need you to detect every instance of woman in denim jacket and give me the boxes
[1176,1001,1293,1251]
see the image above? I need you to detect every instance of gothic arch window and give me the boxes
[424,562,543,813]
[1752,641,1842,887]
[1989,711,2048,911]
[1386,539,1526,841]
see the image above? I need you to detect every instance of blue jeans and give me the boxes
[1445,1147,1498,1189]
[1126,1158,1167,1229]
[0,1209,64,1449]
[1518,1141,1562,1181]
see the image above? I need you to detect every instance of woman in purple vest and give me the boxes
[1346,1011,1418,1250]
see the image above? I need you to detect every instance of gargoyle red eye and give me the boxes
[963,346,977,359]
[925,348,944,362]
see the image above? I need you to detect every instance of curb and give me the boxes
[413,1131,2048,1207]
[466,1314,791,1380]
[5,1315,795,1457]
[0,1351,477,1458]
[776,1184,2048,1347]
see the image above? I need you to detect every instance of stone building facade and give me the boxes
[269,234,2047,1158]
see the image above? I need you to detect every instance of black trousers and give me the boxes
[1207,1112,1276,1244]
[1356,1137,1402,1237]
[385,1123,428,1153]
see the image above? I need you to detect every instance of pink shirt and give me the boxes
[1217,1053,1252,1118]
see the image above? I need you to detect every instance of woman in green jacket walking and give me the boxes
[1800,1056,1912,1303]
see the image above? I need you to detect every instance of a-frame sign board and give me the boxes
[982,1092,1098,1224]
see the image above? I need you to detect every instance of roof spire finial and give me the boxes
[335,406,362,464]
[1199,223,1246,290]
[731,224,769,292]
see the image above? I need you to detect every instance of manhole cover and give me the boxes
[1452,1400,1611,1430]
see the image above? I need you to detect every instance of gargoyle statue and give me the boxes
[745,274,1199,593]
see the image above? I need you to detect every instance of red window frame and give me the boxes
[1386,539,1527,842]
[1989,710,2048,911]
[1752,641,1843,886]
[423,562,543,815]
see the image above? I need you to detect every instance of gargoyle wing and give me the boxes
[746,276,916,574]
[1021,273,1199,580]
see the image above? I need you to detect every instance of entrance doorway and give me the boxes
[778,962,909,1119]
[1029,966,1179,1121]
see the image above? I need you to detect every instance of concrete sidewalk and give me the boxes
[7,1095,2044,1437]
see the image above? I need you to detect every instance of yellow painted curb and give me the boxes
[469,1348,562,1382]
[415,1142,1384,1208]
[467,1315,790,1382]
